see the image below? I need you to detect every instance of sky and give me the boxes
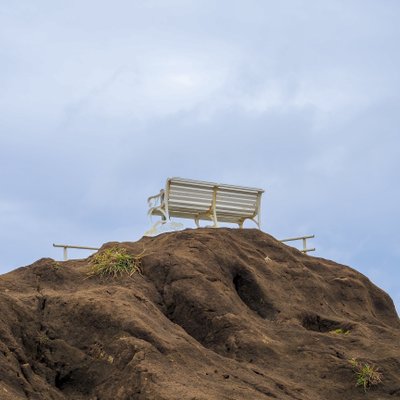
[1,1,399,313]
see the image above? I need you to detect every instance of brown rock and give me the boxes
[0,228,399,399]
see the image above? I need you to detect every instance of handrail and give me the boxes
[280,235,315,254]
[53,243,100,261]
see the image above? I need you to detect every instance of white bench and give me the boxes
[146,177,264,233]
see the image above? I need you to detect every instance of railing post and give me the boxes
[63,247,68,261]
[302,237,306,252]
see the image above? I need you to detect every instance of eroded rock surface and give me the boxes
[0,228,399,399]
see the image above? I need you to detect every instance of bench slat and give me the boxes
[215,198,257,207]
[170,181,262,197]
[169,185,214,194]
[168,203,255,216]
[169,177,264,193]
[170,194,257,207]
[169,204,211,211]
[169,198,256,211]
[168,201,255,214]
[170,195,257,208]
[169,193,213,202]
[169,199,211,207]
[170,187,259,202]
[216,206,255,214]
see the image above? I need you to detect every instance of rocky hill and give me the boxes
[0,228,399,399]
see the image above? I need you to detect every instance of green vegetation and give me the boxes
[349,358,383,392]
[329,328,350,335]
[87,247,144,278]
[36,331,50,345]
[52,261,62,270]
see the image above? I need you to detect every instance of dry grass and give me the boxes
[87,247,144,278]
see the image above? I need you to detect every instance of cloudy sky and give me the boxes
[1,1,399,312]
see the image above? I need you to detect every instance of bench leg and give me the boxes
[194,214,218,228]
[145,205,169,236]
[211,210,218,227]
[251,216,261,229]
[144,220,164,236]
[238,217,261,229]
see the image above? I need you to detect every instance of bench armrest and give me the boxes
[147,190,164,208]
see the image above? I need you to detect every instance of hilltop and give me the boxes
[0,228,399,399]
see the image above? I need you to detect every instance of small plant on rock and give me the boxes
[36,331,50,345]
[52,261,62,270]
[349,358,383,392]
[87,247,144,278]
[330,328,350,335]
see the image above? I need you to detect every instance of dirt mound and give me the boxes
[0,228,399,399]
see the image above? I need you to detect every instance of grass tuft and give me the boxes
[329,328,350,335]
[349,358,383,392]
[87,247,144,278]
[36,331,50,345]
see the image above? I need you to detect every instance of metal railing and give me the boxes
[53,243,100,261]
[280,235,315,253]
